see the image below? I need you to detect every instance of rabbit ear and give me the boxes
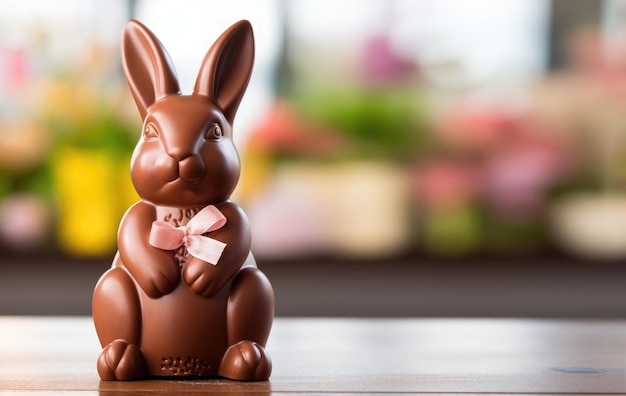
[194,20,254,124]
[122,20,180,120]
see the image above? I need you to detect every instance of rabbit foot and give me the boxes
[97,339,147,380]
[218,341,272,381]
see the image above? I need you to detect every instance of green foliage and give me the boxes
[422,204,483,256]
[296,87,430,162]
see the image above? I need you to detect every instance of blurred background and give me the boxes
[2,0,626,317]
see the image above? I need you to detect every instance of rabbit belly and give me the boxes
[139,280,230,377]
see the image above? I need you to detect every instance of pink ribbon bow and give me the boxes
[149,205,227,265]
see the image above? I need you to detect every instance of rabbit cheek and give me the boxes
[202,144,240,197]
[155,154,179,183]
[130,146,164,196]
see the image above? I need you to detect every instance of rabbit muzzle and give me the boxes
[156,153,206,184]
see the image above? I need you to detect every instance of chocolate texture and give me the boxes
[92,19,274,381]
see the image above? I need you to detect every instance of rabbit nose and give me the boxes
[167,147,190,162]
[179,155,205,183]
[155,153,205,184]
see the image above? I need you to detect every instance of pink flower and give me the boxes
[361,35,418,85]
[483,137,572,219]
[247,101,344,156]
[412,160,482,210]
[434,106,520,151]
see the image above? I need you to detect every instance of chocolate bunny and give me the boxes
[92,19,274,381]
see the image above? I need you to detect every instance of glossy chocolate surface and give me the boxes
[92,19,274,381]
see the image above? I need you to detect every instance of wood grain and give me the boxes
[1,317,625,394]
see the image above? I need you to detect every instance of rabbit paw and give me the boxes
[218,341,272,381]
[182,258,223,297]
[97,340,147,380]
[138,256,180,298]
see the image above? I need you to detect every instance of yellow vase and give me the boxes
[53,148,129,257]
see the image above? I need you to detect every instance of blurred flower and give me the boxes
[483,133,573,220]
[411,159,482,256]
[1,47,29,95]
[246,100,345,157]
[361,35,418,85]
[434,105,520,151]
[432,103,575,220]
[0,193,51,251]
[412,159,481,210]
[0,118,50,172]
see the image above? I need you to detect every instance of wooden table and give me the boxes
[1,317,625,394]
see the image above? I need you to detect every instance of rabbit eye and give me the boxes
[144,123,159,140]
[205,123,222,140]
